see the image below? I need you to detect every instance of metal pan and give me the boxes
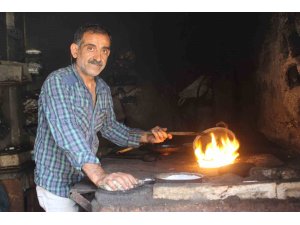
[193,122,237,150]
[98,172,204,194]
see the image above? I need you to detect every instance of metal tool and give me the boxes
[137,173,204,185]
[116,122,230,155]
[145,131,202,136]
[116,131,201,154]
[116,147,136,154]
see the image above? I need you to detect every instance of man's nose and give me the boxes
[94,51,102,62]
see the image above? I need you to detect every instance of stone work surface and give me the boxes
[277,182,300,199]
[242,153,284,167]
[87,149,300,211]
[153,181,300,201]
[91,197,300,212]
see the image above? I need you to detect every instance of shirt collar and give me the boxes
[71,63,101,94]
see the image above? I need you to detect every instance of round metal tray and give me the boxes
[155,172,203,183]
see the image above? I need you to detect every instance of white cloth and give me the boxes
[36,186,79,212]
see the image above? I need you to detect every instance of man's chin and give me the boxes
[86,69,102,77]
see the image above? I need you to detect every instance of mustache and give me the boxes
[88,59,103,66]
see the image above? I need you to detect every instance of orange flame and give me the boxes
[194,132,240,168]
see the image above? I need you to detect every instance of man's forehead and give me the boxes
[82,32,110,42]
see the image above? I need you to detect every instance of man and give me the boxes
[34,24,172,212]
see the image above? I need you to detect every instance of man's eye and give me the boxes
[103,49,109,55]
[87,46,95,51]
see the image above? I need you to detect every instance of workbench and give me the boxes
[70,146,300,212]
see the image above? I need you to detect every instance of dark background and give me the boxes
[22,12,274,136]
[25,12,269,90]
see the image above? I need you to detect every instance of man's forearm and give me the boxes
[82,163,107,187]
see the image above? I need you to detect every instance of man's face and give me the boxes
[70,32,111,77]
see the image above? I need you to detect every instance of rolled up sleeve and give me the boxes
[99,87,143,148]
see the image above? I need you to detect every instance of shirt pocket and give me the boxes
[94,108,107,132]
[73,98,91,129]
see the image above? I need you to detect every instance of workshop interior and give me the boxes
[1,12,300,212]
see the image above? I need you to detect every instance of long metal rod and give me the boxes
[144,131,201,136]
[116,147,135,154]
[116,131,201,154]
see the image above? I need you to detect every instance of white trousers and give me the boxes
[36,186,79,212]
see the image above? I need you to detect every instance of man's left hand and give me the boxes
[146,126,172,143]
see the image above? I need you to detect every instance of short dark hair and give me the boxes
[73,23,112,46]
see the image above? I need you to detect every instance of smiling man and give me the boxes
[33,24,172,212]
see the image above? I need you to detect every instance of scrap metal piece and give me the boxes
[69,190,92,212]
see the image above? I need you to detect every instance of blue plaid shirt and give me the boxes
[34,64,143,197]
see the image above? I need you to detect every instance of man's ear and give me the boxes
[70,43,79,59]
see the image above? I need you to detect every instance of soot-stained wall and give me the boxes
[257,13,300,153]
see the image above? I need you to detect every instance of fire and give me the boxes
[194,132,240,168]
